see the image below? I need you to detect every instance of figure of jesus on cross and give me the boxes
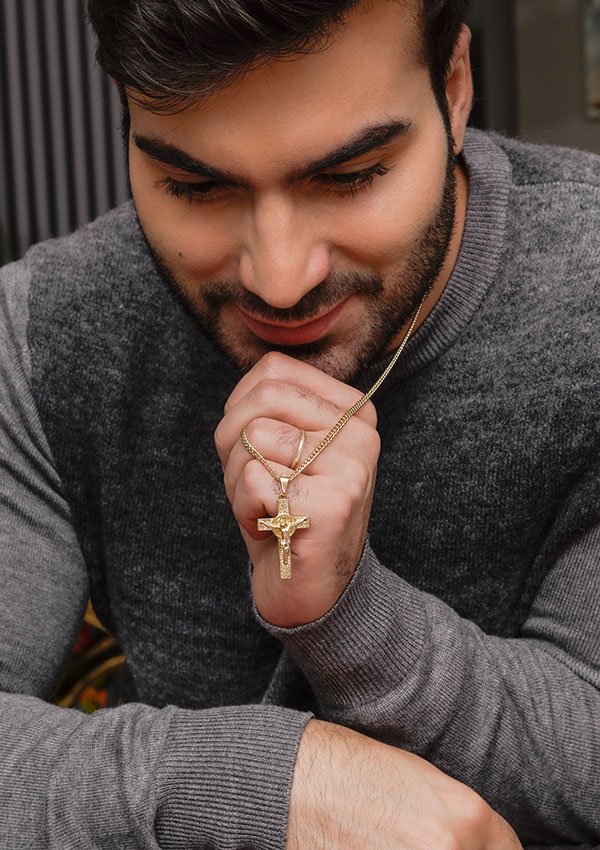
[257,481,310,580]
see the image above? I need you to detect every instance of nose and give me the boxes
[239,191,331,309]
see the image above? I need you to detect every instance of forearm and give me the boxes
[255,537,600,845]
[0,690,312,849]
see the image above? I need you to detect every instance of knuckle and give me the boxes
[253,378,281,408]
[363,398,378,428]
[354,396,377,427]
[344,457,375,501]
[260,350,289,377]
[223,465,237,504]
[371,427,381,457]
[244,417,268,446]
[351,460,372,496]
[213,423,227,458]
[242,457,263,492]
[458,788,492,834]
[230,488,246,526]
[351,417,381,460]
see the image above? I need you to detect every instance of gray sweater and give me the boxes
[0,129,599,849]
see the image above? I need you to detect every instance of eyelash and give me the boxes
[158,162,393,204]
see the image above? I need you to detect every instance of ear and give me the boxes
[444,24,474,156]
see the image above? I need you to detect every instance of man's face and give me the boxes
[128,0,469,380]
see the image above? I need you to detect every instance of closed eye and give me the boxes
[157,161,394,204]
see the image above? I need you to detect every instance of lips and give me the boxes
[238,299,348,346]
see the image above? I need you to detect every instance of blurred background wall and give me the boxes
[516,0,600,151]
[0,0,128,265]
[1,0,599,266]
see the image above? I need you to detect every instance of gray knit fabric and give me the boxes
[0,129,599,848]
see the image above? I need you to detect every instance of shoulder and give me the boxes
[0,203,145,422]
[20,201,164,348]
[479,131,600,278]
[24,201,153,291]
[462,132,600,396]
[488,130,600,191]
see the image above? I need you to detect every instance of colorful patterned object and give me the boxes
[52,605,126,713]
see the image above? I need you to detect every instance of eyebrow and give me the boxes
[132,119,412,188]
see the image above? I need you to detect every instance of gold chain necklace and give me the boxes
[241,291,428,579]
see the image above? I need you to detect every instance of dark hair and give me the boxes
[87,0,469,116]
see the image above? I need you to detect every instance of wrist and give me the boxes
[252,535,369,629]
[251,536,366,630]
[254,543,426,708]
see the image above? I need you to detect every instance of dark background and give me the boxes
[1,0,598,266]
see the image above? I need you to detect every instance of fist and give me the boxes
[288,720,523,850]
[214,352,380,628]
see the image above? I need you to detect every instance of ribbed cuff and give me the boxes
[155,704,313,850]
[253,543,427,708]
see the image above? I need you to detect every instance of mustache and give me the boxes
[202,270,383,323]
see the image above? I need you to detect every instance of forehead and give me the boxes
[128,0,428,172]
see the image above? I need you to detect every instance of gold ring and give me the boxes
[289,428,306,471]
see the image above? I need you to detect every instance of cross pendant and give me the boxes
[257,479,310,579]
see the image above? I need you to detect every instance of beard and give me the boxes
[137,144,458,382]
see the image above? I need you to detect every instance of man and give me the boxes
[0,0,598,847]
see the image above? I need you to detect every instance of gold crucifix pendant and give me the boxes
[257,477,310,579]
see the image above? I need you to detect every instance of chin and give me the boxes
[218,332,353,380]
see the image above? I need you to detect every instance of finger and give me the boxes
[223,411,379,501]
[230,456,313,541]
[224,351,377,429]
[232,458,278,540]
[228,441,374,558]
[215,379,343,468]
[223,419,313,500]
[231,458,355,588]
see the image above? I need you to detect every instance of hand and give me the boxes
[214,352,380,628]
[287,720,523,850]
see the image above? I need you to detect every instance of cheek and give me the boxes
[336,146,447,266]
[163,224,234,278]
[130,165,236,277]
[331,189,436,268]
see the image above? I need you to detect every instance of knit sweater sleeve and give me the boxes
[0,260,312,849]
[255,527,600,847]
